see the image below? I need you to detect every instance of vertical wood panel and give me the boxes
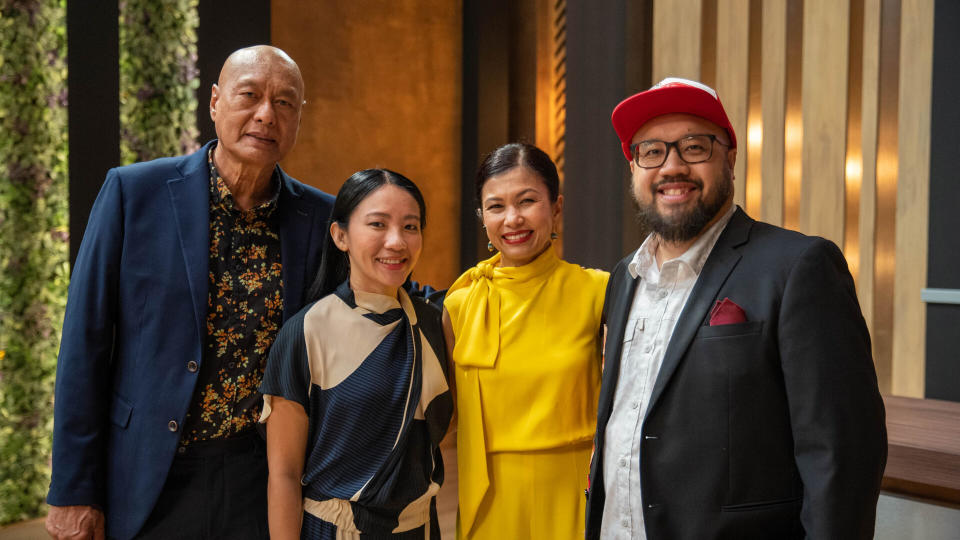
[859,0,881,355]
[536,0,567,255]
[653,0,702,81]
[800,0,850,246]
[873,0,902,394]
[715,0,750,208]
[783,0,804,231]
[845,0,864,281]
[745,0,763,217]
[760,0,787,225]
[700,0,718,88]
[892,0,933,397]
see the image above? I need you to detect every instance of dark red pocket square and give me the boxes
[710,297,747,325]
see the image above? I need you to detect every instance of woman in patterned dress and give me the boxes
[260,169,453,539]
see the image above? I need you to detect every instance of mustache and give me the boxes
[651,176,704,191]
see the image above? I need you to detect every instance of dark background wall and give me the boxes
[924,0,960,402]
[67,1,271,267]
[196,1,271,144]
[67,2,119,266]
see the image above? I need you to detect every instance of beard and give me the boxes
[634,166,733,244]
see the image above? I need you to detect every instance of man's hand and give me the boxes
[45,505,104,540]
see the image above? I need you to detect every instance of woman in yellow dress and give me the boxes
[442,142,609,539]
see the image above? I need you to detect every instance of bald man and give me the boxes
[46,46,334,540]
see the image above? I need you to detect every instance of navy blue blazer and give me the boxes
[585,208,886,540]
[46,141,334,539]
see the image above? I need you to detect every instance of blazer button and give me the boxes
[187,360,198,373]
[168,420,178,432]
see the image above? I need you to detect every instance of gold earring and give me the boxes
[487,241,495,252]
[551,232,559,240]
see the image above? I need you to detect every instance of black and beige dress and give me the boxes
[260,282,453,539]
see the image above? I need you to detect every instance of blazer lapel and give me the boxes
[166,145,213,346]
[277,170,315,321]
[597,256,641,428]
[644,208,753,419]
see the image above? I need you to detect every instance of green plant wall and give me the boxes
[119,0,200,164]
[0,0,70,525]
[0,0,202,525]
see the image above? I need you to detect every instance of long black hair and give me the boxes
[475,142,560,206]
[307,168,426,303]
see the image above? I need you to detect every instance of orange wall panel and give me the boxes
[272,1,462,288]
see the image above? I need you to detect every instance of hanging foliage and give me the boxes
[119,0,200,164]
[0,0,70,524]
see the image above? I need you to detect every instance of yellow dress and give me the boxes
[444,245,608,540]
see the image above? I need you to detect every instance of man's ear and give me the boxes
[725,147,738,171]
[209,84,220,122]
[330,222,348,252]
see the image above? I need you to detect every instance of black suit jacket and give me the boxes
[585,208,886,540]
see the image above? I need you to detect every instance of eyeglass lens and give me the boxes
[634,135,715,168]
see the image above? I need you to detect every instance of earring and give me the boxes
[551,232,559,240]
[487,241,495,252]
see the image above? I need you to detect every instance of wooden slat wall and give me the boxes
[892,0,933,397]
[859,0,881,342]
[714,0,751,208]
[799,0,850,246]
[652,0,702,81]
[760,1,786,225]
[649,0,934,397]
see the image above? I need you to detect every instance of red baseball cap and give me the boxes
[611,77,737,161]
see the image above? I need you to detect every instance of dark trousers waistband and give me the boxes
[176,429,264,459]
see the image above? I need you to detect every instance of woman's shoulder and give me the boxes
[555,258,610,290]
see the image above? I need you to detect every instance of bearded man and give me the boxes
[584,78,887,540]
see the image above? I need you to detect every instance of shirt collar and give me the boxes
[628,203,737,279]
[207,144,282,214]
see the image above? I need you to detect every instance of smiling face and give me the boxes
[629,113,736,244]
[480,166,562,267]
[331,184,423,297]
[210,46,304,173]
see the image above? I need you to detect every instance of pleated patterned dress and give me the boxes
[260,282,453,539]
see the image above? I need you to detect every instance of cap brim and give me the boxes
[611,86,737,161]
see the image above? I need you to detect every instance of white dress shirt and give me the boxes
[599,205,735,540]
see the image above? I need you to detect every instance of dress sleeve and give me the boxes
[260,307,312,420]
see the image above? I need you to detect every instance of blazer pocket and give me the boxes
[110,394,133,429]
[697,320,764,339]
[720,495,802,512]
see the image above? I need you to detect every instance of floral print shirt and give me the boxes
[180,146,283,446]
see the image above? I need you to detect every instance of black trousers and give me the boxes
[134,431,269,539]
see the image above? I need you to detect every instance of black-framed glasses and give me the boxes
[630,134,729,169]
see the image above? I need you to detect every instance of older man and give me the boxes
[585,78,887,539]
[45,46,333,540]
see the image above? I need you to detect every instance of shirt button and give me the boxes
[643,345,652,353]
[621,518,629,527]
[177,445,186,455]
[187,360,198,373]
[658,291,667,299]
[228,361,236,369]
[619,458,627,467]
[168,420,178,432]
[631,401,639,409]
